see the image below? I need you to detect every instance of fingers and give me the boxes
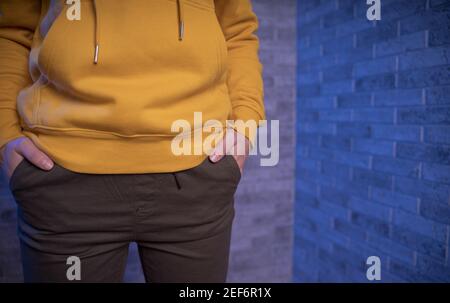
[209,129,235,163]
[15,137,54,170]
[209,139,226,162]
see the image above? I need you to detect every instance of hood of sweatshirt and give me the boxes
[0,0,265,173]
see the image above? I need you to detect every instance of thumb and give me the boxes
[16,138,54,170]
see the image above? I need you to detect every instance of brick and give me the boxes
[355,73,395,92]
[335,178,370,199]
[389,258,431,282]
[430,0,450,7]
[318,200,348,221]
[398,107,450,125]
[400,7,450,35]
[307,147,334,161]
[374,31,426,57]
[371,125,421,141]
[399,47,450,71]
[302,1,336,24]
[298,122,335,135]
[337,122,371,138]
[381,0,426,20]
[336,18,373,37]
[321,134,351,151]
[371,187,418,213]
[353,108,394,123]
[301,96,336,109]
[350,211,390,237]
[336,47,373,64]
[354,57,396,78]
[321,80,354,95]
[420,199,450,225]
[309,27,336,46]
[429,26,450,47]
[352,167,393,189]
[297,159,319,170]
[333,218,366,240]
[297,45,322,62]
[319,110,352,122]
[319,185,350,207]
[297,71,321,85]
[323,4,353,28]
[297,133,320,147]
[356,22,398,47]
[323,37,354,56]
[367,233,415,265]
[297,0,320,14]
[373,89,423,107]
[298,84,320,97]
[391,225,446,261]
[416,254,450,282]
[348,196,391,221]
[298,111,318,122]
[303,54,337,73]
[395,176,450,205]
[334,150,370,169]
[398,65,450,89]
[397,142,450,165]
[337,93,371,108]
[353,139,393,156]
[320,160,351,180]
[393,209,447,242]
[422,163,450,185]
[373,156,420,178]
[322,64,353,82]
[424,126,450,144]
[426,86,450,105]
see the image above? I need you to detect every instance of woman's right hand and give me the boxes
[1,137,54,182]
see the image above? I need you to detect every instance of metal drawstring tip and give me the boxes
[178,21,184,41]
[93,44,99,64]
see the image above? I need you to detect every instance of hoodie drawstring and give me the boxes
[91,0,184,64]
[93,0,100,64]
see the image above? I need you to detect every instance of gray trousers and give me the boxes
[9,155,241,283]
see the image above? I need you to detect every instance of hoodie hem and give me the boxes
[22,129,224,174]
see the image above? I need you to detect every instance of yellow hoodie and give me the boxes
[0,0,265,173]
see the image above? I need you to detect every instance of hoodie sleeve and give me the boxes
[215,0,265,149]
[0,0,41,151]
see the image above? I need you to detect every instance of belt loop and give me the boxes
[172,172,181,190]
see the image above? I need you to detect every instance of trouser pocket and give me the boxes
[144,155,239,243]
[8,158,28,191]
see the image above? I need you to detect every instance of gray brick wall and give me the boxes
[0,0,297,283]
[227,0,296,283]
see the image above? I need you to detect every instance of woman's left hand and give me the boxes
[208,128,250,175]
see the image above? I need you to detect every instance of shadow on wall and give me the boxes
[295,0,450,282]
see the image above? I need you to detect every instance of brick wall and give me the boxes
[227,0,296,282]
[0,0,297,282]
[295,0,450,282]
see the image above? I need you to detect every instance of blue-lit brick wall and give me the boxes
[295,0,450,282]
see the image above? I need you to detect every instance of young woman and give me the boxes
[0,0,265,282]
